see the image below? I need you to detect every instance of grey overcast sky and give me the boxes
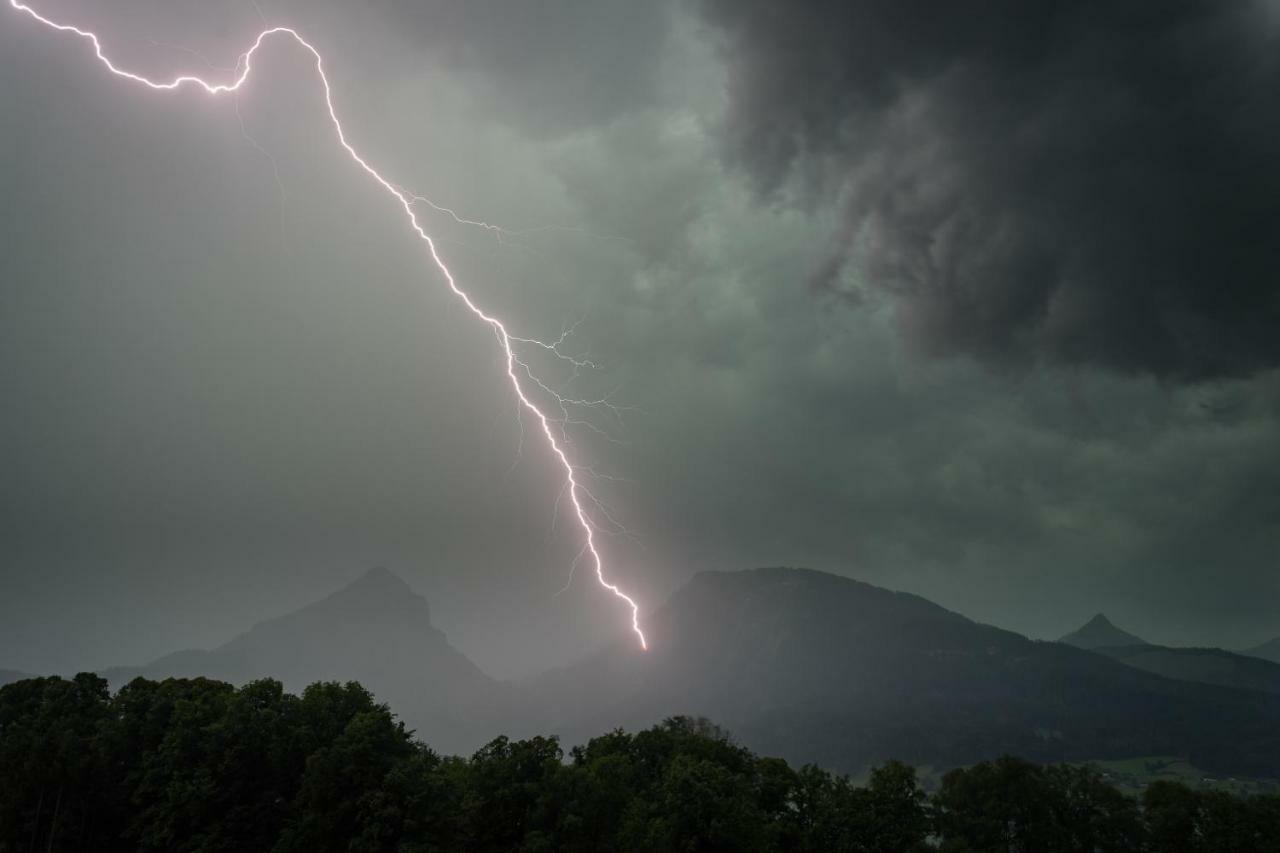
[2,0,1278,679]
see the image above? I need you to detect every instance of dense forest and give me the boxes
[2,675,1278,852]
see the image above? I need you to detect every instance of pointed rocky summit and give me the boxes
[1059,613,1148,650]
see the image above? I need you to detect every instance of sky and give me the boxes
[2,0,1278,680]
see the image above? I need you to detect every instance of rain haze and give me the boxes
[2,0,1279,686]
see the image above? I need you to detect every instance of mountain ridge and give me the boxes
[73,564,1280,778]
[1092,644,1280,695]
[533,567,1280,777]
[1245,636,1280,665]
[0,670,33,688]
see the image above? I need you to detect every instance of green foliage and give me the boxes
[1,675,1276,852]
[935,757,1147,853]
[1143,778,1280,853]
[0,674,119,853]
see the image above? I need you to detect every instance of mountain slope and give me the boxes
[533,567,1280,778]
[1245,637,1280,665]
[0,670,33,688]
[101,567,508,754]
[1059,613,1148,650]
[1094,644,1280,695]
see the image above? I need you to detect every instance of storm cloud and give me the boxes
[698,0,1280,380]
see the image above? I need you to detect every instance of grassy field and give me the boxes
[1077,756,1279,797]
[897,756,1279,797]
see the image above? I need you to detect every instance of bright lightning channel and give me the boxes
[6,0,648,650]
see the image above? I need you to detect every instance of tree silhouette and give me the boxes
[0,675,1276,852]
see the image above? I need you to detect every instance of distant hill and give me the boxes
[1245,637,1280,665]
[1094,644,1280,695]
[101,567,508,754]
[0,670,33,688]
[1059,613,1148,650]
[532,567,1280,778]
[1058,616,1280,694]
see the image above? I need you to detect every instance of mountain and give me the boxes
[0,670,33,688]
[1245,637,1280,665]
[1058,613,1148,650]
[1093,644,1280,695]
[1057,616,1280,694]
[532,567,1280,778]
[101,567,508,754]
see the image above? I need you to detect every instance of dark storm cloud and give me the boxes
[697,0,1280,380]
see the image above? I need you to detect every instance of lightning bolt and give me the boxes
[6,0,648,649]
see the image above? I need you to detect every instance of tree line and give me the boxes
[2,674,1278,852]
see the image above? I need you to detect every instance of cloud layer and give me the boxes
[699,0,1280,379]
